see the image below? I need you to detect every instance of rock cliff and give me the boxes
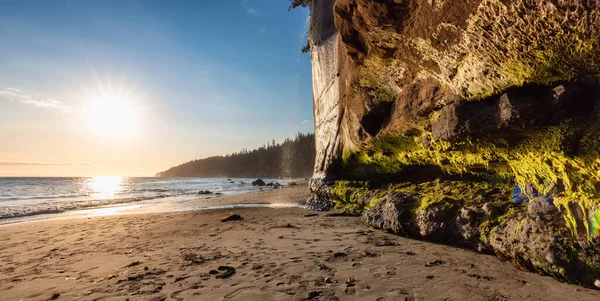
[307,0,600,288]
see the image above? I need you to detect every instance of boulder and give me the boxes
[361,188,600,287]
[252,179,266,186]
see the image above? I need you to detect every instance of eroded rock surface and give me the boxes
[308,0,600,288]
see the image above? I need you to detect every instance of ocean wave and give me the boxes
[0,194,176,220]
[0,194,90,202]
[0,177,299,221]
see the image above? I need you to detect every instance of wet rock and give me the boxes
[307,178,335,211]
[252,179,266,186]
[198,190,212,195]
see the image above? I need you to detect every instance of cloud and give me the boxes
[301,120,310,124]
[0,88,71,113]
[247,8,258,15]
[0,161,91,166]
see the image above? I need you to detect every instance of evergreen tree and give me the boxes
[157,133,316,178]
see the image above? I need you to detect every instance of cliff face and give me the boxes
[308,0,600,288]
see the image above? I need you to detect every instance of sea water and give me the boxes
[0,177,288,220]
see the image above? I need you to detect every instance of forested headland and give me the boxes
[156,133,315,178]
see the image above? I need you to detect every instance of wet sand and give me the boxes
[1,184,599,300]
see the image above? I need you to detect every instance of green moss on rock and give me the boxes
[341,117,600,238]
[330,181,370,215]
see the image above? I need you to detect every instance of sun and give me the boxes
[86,96,136,135]
[78,75,143,137]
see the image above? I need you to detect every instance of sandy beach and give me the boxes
[1,184,599,301]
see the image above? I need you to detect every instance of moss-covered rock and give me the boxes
[357,180,600,287]
[309,0,600,288]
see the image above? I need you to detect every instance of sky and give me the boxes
[0,0,313,177]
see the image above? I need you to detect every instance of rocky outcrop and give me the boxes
[308,0,600,288]
[252,179,266,186]
[362,188,600,285]
[307,0,343,211]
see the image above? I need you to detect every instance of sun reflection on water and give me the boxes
[87,176,123,199]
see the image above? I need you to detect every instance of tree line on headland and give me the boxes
[156,132,315,178]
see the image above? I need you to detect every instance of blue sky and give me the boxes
[0,0,313,176]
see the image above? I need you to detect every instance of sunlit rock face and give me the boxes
[309,0,600,287]
[307,0,342,211]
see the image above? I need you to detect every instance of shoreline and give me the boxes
[0,180,307,226]
[1,185,599,300]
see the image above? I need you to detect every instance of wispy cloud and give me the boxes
[0,88,71,113]
[301,120,310,124]
[0,161,91,166]
[247,8,258,15]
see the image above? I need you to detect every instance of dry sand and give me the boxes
[1,184,599,301]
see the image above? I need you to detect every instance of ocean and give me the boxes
[0,177,292,221]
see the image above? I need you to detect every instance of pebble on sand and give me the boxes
[221,214,243,222]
